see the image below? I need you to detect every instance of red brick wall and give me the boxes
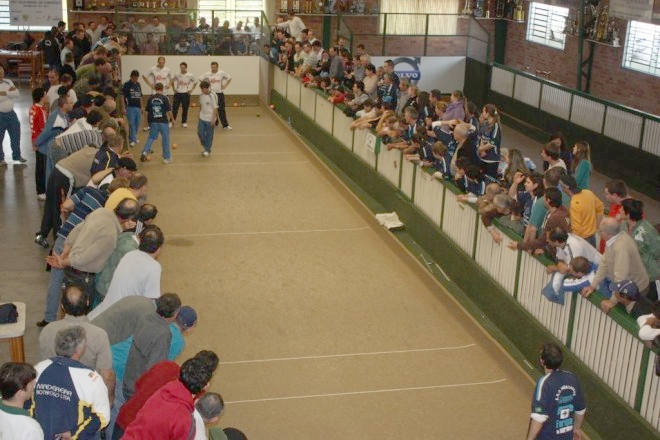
[503,17,660,116]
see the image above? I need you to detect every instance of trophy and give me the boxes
[462,0,473,15]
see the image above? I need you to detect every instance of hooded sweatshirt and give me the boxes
[122,379,195,440]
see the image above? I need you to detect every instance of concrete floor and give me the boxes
[1,84,654,438]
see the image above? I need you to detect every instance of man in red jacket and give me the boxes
[29,87,48,199]
[114,351,218,439]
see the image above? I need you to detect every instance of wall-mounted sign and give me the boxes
[10,0,62,27]
[610,0,654,22]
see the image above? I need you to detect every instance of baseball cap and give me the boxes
[155,82,164,90]
[610,280,639,301]
[176,306,198,329]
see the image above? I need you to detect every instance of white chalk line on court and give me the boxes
[225,378,507,404]
[164,160,310,166]
[168,226,370,238]
[219,133,287,137]
[173,151,300,156]
[221,344,476,365]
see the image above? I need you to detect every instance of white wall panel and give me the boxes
[491,66,515,97]
[570,96,605,133]
[540,84,571,120]
[333,107,355,150]
[604,107,643,148]
[413,170,444,226]
[513,75,541,108]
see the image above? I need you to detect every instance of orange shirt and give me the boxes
[569,189,604,238]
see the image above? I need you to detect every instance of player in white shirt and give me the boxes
[199,61,232,130]
[0,65,25,165]
[142,57,173,131]
[172,62,197,128]
[197,80,218,157]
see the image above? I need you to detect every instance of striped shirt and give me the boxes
[57,186,108,240]
[53,119,103,163]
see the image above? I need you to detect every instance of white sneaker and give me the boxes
[182,123,188,128]
[202,150,209,157]
[223,126,232,131]
[37,193,46,201]
[129,141,136,148]
[163,158,173,164]
[143,126,150,132]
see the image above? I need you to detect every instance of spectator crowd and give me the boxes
[1,14,253,440]
[1,11,659,439]
[263,17,660,352]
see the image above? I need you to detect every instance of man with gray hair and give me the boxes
[193,392,224,440]
[582,216,651,312]
[31,326,111,439]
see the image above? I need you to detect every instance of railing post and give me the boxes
[635,348,651,412]
[382,13,387,55]
[565,291,579,349]
[512,247,522,300]
[424,14,430,56]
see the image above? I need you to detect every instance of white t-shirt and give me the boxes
[548,159,568,172]
[0,78,19,112]
[193,409,208,440]
[88,249,161,320]
[199,70,231,93]
[555,233,602,265]
[198,92,218,122]
[151,23,167,43]
[149,66,173,93]
[0,403,45,440]
[47,86,78,112]
[173,72,197,94]
[637,313,660,341]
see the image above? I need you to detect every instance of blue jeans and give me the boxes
[198,120,214,152]
[0,110,21,161]
[141,123,171,160]
[44,236,66,322]
[105,375,126,440]
[126,107,141,143]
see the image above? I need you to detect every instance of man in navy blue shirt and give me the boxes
[122,70,143,148]
[140,83,174,164]
[527,343,586,440]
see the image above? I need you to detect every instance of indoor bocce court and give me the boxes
[6,75,660,437]
[1,91,543,438]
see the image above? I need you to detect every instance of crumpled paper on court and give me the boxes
[375,212,404,230]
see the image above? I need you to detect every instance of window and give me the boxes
[526,2,569,50]
[623,20,660,77]
[198,0,263,29]
[0,0,66,31]
[379,0,459,36]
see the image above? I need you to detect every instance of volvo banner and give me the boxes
[370,56,466,94]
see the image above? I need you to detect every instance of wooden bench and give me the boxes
[0,302,26,362]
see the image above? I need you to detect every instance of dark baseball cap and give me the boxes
[610,280,640,301]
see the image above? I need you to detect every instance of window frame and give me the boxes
[622,20,660,78]
[198,0,263,29]
[378,0,460,36]
[525,2,569,50]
